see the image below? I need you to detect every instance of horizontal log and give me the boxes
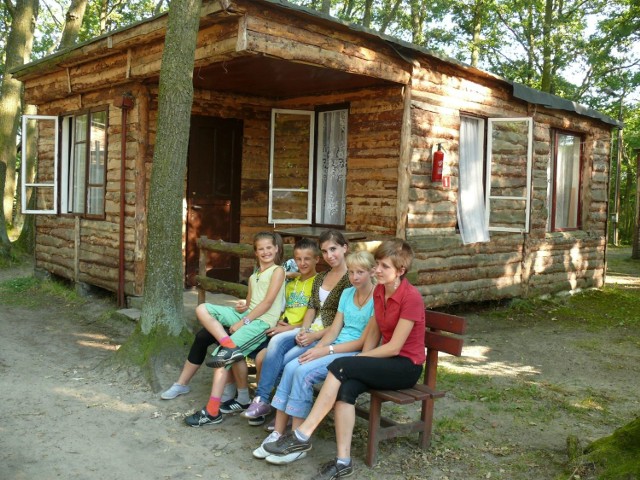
[198,238,294,258]
[197,275,247,298]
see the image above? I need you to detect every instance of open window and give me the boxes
[21,115,59,214]
[22,109,108,217]
[485,117,533,233]
[268,107,348,225]
[549,130,582,231]
[457,116,533,240]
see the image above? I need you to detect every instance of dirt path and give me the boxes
[1,249,638,480]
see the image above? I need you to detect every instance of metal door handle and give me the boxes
[192,205,202,210]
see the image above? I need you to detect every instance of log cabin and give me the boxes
[12,0,621,308]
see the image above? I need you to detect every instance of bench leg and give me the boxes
[366,395,383,467]
[418,397,435,450]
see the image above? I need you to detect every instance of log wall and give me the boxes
[406,57,612,305]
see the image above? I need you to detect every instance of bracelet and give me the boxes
[328,345,334,355]
[305,327,312,333]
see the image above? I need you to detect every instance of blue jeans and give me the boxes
[255,328,316,401]
[271,351,357,419]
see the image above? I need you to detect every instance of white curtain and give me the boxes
[316,110,347,225]
[457,117,490,244]
[555,134,580,229]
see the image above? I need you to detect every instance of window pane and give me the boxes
[72,143,87,213]
[89,111,107,185]
[489,120,529,199]
[271,191,308,220]
[488,198,527,230]
[486,118,532,233]
[272,113,311,189]
[87,186,104,215]
[75,114,87,142]
[316,110,347,225]
[25,186,55,212]
[554,133,581,229]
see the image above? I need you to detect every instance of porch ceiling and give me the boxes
[189,55,396,98]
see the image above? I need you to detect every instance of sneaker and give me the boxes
[248,415,266,426]
[184,408,223,427]
[265,451,308,465]
[312,458,354,480]
[241,396,272,419]
[219,398,249,414]
[205,346,245,368]
[263,431,312,456]
[160,383,190,400]
[252,431,281,459]
[264,416,292,432]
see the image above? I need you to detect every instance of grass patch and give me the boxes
[0,276,85,308]
[486,283,640,330]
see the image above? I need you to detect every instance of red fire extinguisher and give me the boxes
[431,143,444,182]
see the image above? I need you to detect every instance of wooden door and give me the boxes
[185,116,243,286]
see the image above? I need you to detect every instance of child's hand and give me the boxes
[296,330,312,347]
[235,300,248,313]
[229,320,244,334]
[298,345,325,364]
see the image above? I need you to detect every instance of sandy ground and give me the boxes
[1,251,639,480]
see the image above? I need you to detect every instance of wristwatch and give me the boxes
[328,345,334,354]
[242,317,252,325]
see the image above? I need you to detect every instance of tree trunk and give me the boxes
[140,0,202,336]
[410,0,423,45]
[470,0,483,67]
[13,104,36,253]
[320,0,331,14]
[362,0,373,28]
[57,0,88,50]
[540,0,554,92]
[632,150,640,259]
[0,0,39,251]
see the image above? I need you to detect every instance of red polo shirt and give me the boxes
[373,278,425,365]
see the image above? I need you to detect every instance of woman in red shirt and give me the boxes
[262,239,426,479]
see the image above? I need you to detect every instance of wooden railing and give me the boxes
[196,236,293,304]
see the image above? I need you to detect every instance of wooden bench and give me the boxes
[355,310,466,466]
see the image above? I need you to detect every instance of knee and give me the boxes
[195,304,211,322]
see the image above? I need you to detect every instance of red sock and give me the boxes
[219,336,236,349]
[206,396,221,416]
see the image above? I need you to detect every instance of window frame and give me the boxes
[21,115,59,214]
[312,104,349,228]
[268,108,315,224]
[485,117,533,233]
[21,107,108,218]
[60,107,109,219]
[549,129,584,232]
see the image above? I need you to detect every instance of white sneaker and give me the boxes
[253,431,281,459]
[160,383,190,400]
[265,450,308,465]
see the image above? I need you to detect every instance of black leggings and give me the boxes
[187,328,217,365]
[327,355,423,405]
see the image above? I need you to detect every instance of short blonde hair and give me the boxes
[345,250,375,271]
[374,239,413,277]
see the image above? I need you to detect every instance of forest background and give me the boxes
[0,0,639,256]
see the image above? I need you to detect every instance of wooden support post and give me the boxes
[198,235,207,305]
[396,81,413,239]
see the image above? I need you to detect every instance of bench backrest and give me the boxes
[423,310,466,389]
